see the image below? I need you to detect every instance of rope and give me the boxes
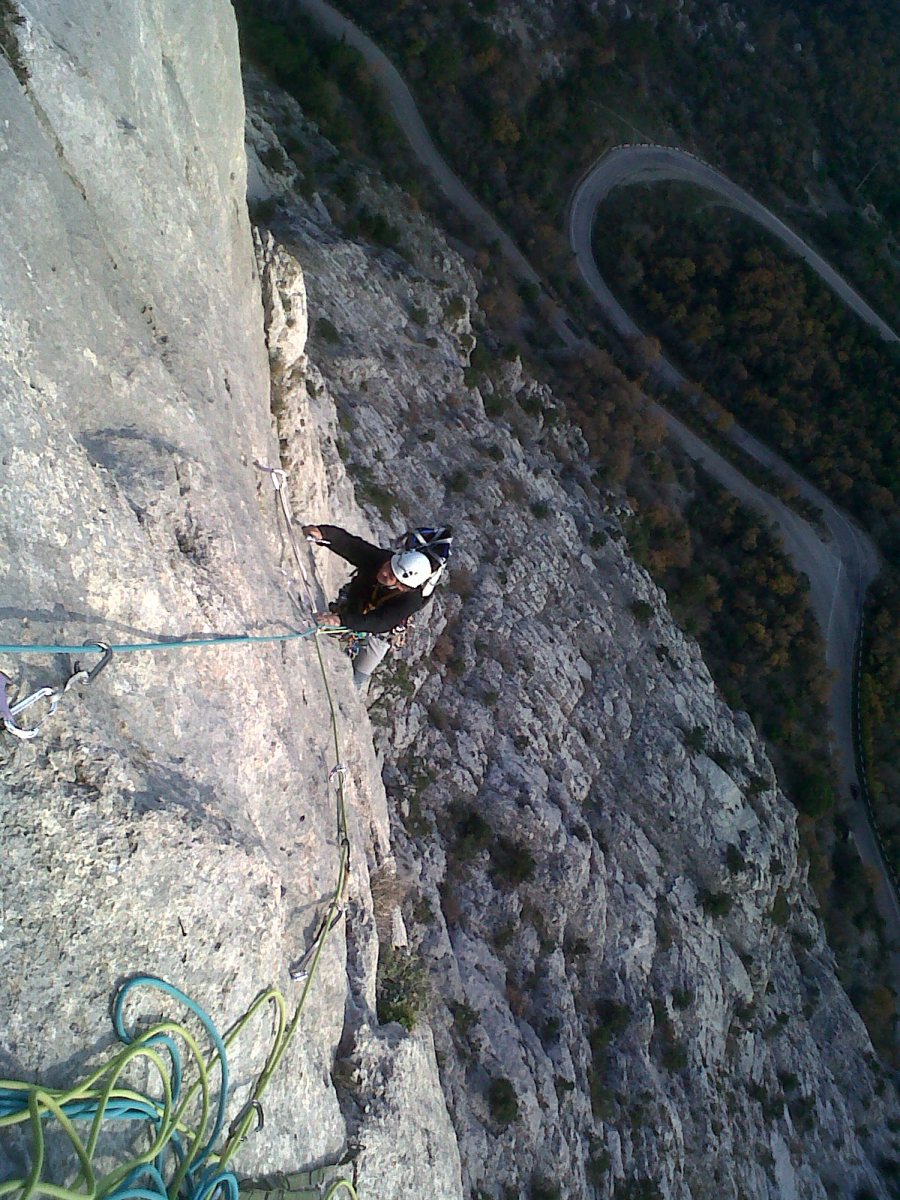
[0,627,358,739]
[0,629,321,657]
[254,464,317,614]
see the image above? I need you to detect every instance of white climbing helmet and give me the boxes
[390,549,433,588]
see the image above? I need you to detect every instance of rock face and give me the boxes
[244,76,900,1200]
[0,5,460,1196]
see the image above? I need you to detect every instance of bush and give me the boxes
[409,305,428,326]
[445,295,467,320]
[376,948,429,1030]
[531,1182,560,1200]
[683,725,708,753]
[726,844,746,873]
[248,196,277,224]
[483,392,509,417]
[699,888,733,917]
[661,1040,688,1071]
[452,802,492,860]
[490,836,536,885]
[530,500,551,519]
[259,144,288,173]
[487,1076,519,1124]
[315,316,340,344]
[793,770,835,817]
[771,886,791,927]
[518,281,541,306]
[631,600,654,623]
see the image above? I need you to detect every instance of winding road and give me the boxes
[292,0,900,957]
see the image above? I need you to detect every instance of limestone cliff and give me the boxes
[244,74,900,1200]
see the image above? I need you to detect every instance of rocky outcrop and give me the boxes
[245,75,900,1200]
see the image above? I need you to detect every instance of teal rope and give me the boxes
[0,628,326,656]
[0,976,241,1200]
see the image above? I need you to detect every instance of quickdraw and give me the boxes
[0,643,112,740]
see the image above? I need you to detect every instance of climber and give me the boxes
[302,523,452,691]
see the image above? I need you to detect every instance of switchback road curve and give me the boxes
[292,0,898,954]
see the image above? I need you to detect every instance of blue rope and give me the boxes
[0,976,242,1200]
[0,627,325,656]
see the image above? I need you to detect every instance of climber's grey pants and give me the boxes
[353,634,390,690]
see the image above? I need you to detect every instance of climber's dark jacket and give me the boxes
[317,525,432,635]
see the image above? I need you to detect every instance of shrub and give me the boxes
[248,196,277,224]
[445,295,467,320]
[700,888,733,917]
[370,865,409,939]
[726,844,746,873]
[333,172,359,203]
[586,1146,611,1185]
[771,886,791,927]
[452,802,492,861]
[376,948,429,1030]
[518,281,541,306]
[0,1,28,83]
[531,1182,560,1200]
[490,836,536,885]
[794,770,835,817]
[672,986,692,1010]
[355,476,397,521]
[683,725,708,753]
[487,1077,519,1124]
[530,500,551,519]
[631,600,654,623]
[451,1001,479,1038]
[447,469,469,493]
[259,144,288,172]
[410,305,428,326]
[315,316,340,344]
[661,1040,688,1071]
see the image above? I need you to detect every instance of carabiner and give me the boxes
[0,676,61,740]
[74,641,113,684]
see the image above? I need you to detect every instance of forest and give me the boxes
[336,0,900,326]
[593,185,900,550]
[590,183,900,871]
